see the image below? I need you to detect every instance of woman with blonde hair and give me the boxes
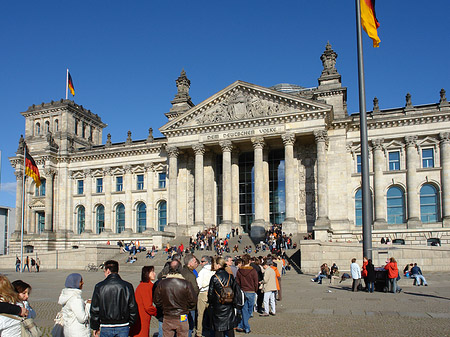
[0,275,22,336]
[384,257,401,293]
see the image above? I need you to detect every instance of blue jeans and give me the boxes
[314,274,327,284]
[188,309,195,337]
[238,292,256,333]
[367,282,374,293]
[389,278,397,293]
[100,326,130,337]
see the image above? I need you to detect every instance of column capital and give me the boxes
[192,143,205,155]
[44,168,56,177]
[313,130,328,143]
[167,146,179,158]
[83,169,92,178]
[103,167,112,176]
[440,132,450,144]
[251,137,265,150]
[144,162,154,172]
[124,164,132,174]
[281,133,296,147]
[405,135,418,148]
[371,138,384,151]
[219,140,233,152]
[14,171,23,180]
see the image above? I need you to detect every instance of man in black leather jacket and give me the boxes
[154,259,197,337]
[90,260,138,337]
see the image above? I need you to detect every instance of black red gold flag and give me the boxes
[68,72,75,96]
[361,0,380,47]
[25,152,41,187]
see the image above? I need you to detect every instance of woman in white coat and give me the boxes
[58,273,91,337]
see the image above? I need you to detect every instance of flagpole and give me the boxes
[355,0,373,260]
[66,68,69,100]
[20,146,26,273]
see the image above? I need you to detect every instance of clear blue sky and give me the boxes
[1,1,449,207]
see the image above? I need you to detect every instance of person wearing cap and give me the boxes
[58,273,91,337]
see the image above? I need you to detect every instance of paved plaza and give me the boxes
[3,267,450,336]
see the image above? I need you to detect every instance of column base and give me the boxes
[313,217,330,242]
[407,218,422,228]
[250,219,266,240]
[123,228,133,233]
[165,223,178,234]
[443,217,450,228]
[219,221,232,238]
[282,218,298,235]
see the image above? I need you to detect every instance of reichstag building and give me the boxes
[9,43,450,251]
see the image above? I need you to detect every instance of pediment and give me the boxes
[160,81,330,134]
[29,198,45,209]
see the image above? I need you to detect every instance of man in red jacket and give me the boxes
[236,254,259,334]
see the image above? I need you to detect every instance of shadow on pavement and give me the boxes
[403,291,450,301]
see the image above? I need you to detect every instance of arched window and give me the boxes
[420,184,439,223]
[116,203,125,233]
[77,206,85,234]
[158,201,167,231]
[45,121,50,133]
[55,119,59,132]
[355,189,362,226]
[137,202,146,233]
[35,179,46,197]
[96,205,105,234]
[387,186,405,224]
[35,122,41,135]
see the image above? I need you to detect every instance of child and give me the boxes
[12,280,36,318]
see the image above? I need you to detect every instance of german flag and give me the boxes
[25,152,41,187]
[68,72,75,96]
[361,0,380,47]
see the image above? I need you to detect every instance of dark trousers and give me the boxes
[215,330,235,337]
[352,278,361,292]
[163,316,189,337]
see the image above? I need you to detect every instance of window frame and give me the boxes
[116,176,123,192]
[387,186,405,224]
[421,148,435,168]
[136,174,144,190]
[77,180,84,195]
[388,151,400,171]
[158,172,166,189]
[356,154,361,173]
[96,178,103,193]
[420,184,439,223]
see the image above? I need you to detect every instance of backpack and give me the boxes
[215,274,234,304]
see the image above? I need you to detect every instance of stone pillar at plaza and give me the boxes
[263,149,270,224]
[145,163,155,232]
[219,140,233,237]
[313,130,330,240]
[167,146,179,230]
[282,133,298,234]
[84,169,93,233]
[66,172,73,233]
[372,139,387,227]
[124,165,133,233]
[405,135,421,227]
[231,150,240,229]
[440,132,450,227]
[14,170,23,234]
[193,144,205,229]
[251,136,266,238]
[44,168,55,232]
[104,167,112,232]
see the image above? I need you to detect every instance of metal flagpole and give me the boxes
[20,145,27,273]
[66,68,69,100]
[355,0,373,260]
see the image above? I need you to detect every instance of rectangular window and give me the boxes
[137,174,144,190]
[356,155,362,173]
[158,173,166,189]
[422,148,434,168]
[388,151,400,171]
[116,176,123,192]
[77,180,84,195]
[96,178,103,193]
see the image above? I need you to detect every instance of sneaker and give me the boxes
[269,312,276,316]
[259,313,269,317]
[236,328,245,333]
[425,284,428,286]
[311,279,315,282]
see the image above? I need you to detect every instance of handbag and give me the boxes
[0,314,43,337]
[51,310,64,337]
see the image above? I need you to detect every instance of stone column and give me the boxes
[251,137,266,238]
[44,168,55,232]
[104,167,112,232]
[124,165,133,232]
[263,149,270,223]
[67,172,73,233]
[440,132,450,227]
[84,169,93,233]
[282,133,298,233]
[167,146,179,229]
[30,210,36,234]
[231,150,240,229]
[372,139,387,226]
[405,136,421,226]
[145,163,155,231]
[219,141,233,237]
[314,130,329,227]
[193,144,205,228]
[14,171,23,233]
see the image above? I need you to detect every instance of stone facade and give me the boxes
[8,43,450,253]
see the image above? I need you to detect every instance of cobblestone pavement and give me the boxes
[3,268,450,336]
